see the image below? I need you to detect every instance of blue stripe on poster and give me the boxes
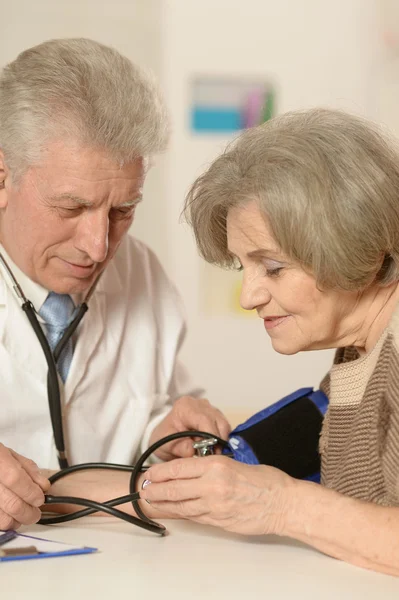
[192,107,242,132]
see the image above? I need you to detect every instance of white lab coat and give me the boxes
[0,235,203,468]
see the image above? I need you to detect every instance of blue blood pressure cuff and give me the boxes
[223,388,329,483]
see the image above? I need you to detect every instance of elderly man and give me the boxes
[0,38,230,530]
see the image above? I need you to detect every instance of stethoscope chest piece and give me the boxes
[192,437,218,457]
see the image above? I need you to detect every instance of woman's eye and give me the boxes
[265,266,284,278]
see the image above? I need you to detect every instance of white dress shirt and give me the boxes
[0,235,203,468]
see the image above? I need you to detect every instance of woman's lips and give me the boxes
[263,316,290,330]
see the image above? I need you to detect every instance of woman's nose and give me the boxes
[240,270,271,311]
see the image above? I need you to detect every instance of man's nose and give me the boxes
[240,270,271,311]
[75,210,109,263]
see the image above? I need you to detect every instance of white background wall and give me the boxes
[1,0,387,417]
[159,0,381,415]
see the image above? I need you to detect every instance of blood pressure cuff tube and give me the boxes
[223,388,329,483]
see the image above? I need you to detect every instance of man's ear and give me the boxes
[0,150,9,209]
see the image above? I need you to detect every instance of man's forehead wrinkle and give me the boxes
[46,190,143,208]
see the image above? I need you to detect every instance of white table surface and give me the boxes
[2,516,399,599]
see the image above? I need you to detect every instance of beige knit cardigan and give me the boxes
[320,304,399,505]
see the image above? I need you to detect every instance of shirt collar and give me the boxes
[0,244,49,312]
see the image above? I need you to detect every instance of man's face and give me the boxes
[0,141,146,294]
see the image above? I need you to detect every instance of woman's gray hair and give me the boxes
[185,108,399,290]
[0,38,169,180]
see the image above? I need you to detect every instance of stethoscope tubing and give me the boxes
[0,251,230,535]
[0,250,96,469]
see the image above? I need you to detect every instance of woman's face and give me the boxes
[226,201,365,355]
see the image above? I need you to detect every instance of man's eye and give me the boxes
[58,207,83,217]
[111,207,136,219]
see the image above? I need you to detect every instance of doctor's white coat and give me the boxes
[0,235,203,468]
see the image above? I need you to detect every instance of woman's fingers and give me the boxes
[145,456,210,483]
[141,478,201,503]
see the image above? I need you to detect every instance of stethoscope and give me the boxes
[0,251,228,535]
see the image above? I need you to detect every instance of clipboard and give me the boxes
[0,530,97,561]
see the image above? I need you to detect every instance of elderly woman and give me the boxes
[140,108,399,576]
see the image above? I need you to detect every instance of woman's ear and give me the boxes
[375,253,394,285]
[0,150,9,209]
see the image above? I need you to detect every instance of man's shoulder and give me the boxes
[112,234,159,275]
[100,234,185,326]
[104,234,176,297]
[116,233,151,261]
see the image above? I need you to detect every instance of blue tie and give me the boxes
[39,292,76,383]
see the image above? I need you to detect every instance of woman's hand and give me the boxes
[140,455,295,535]
[149,397,231,461]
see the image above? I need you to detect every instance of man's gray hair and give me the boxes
[184,108,399,291]
[0,38,170,180]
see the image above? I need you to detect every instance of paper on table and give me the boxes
[3,533,89,553]
[0,530,97,561]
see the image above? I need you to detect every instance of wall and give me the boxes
[1,0,382,416]
[159,0,380,414]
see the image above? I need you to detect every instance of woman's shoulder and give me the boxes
[389,301,399,348]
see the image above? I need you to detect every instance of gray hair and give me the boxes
[0,38,169,180]
[185,108,399,291]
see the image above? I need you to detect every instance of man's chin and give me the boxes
[45,273,99,296]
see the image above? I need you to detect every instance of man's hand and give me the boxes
[0,443,50,530]
[149,396,231,461]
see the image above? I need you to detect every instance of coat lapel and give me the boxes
[0,277,49,385]
[63,263,123,401]
[0,257,124,399]
[63,289,106,400]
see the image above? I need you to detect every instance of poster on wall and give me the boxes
[190,76,275,133]
[191,75,276,316]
